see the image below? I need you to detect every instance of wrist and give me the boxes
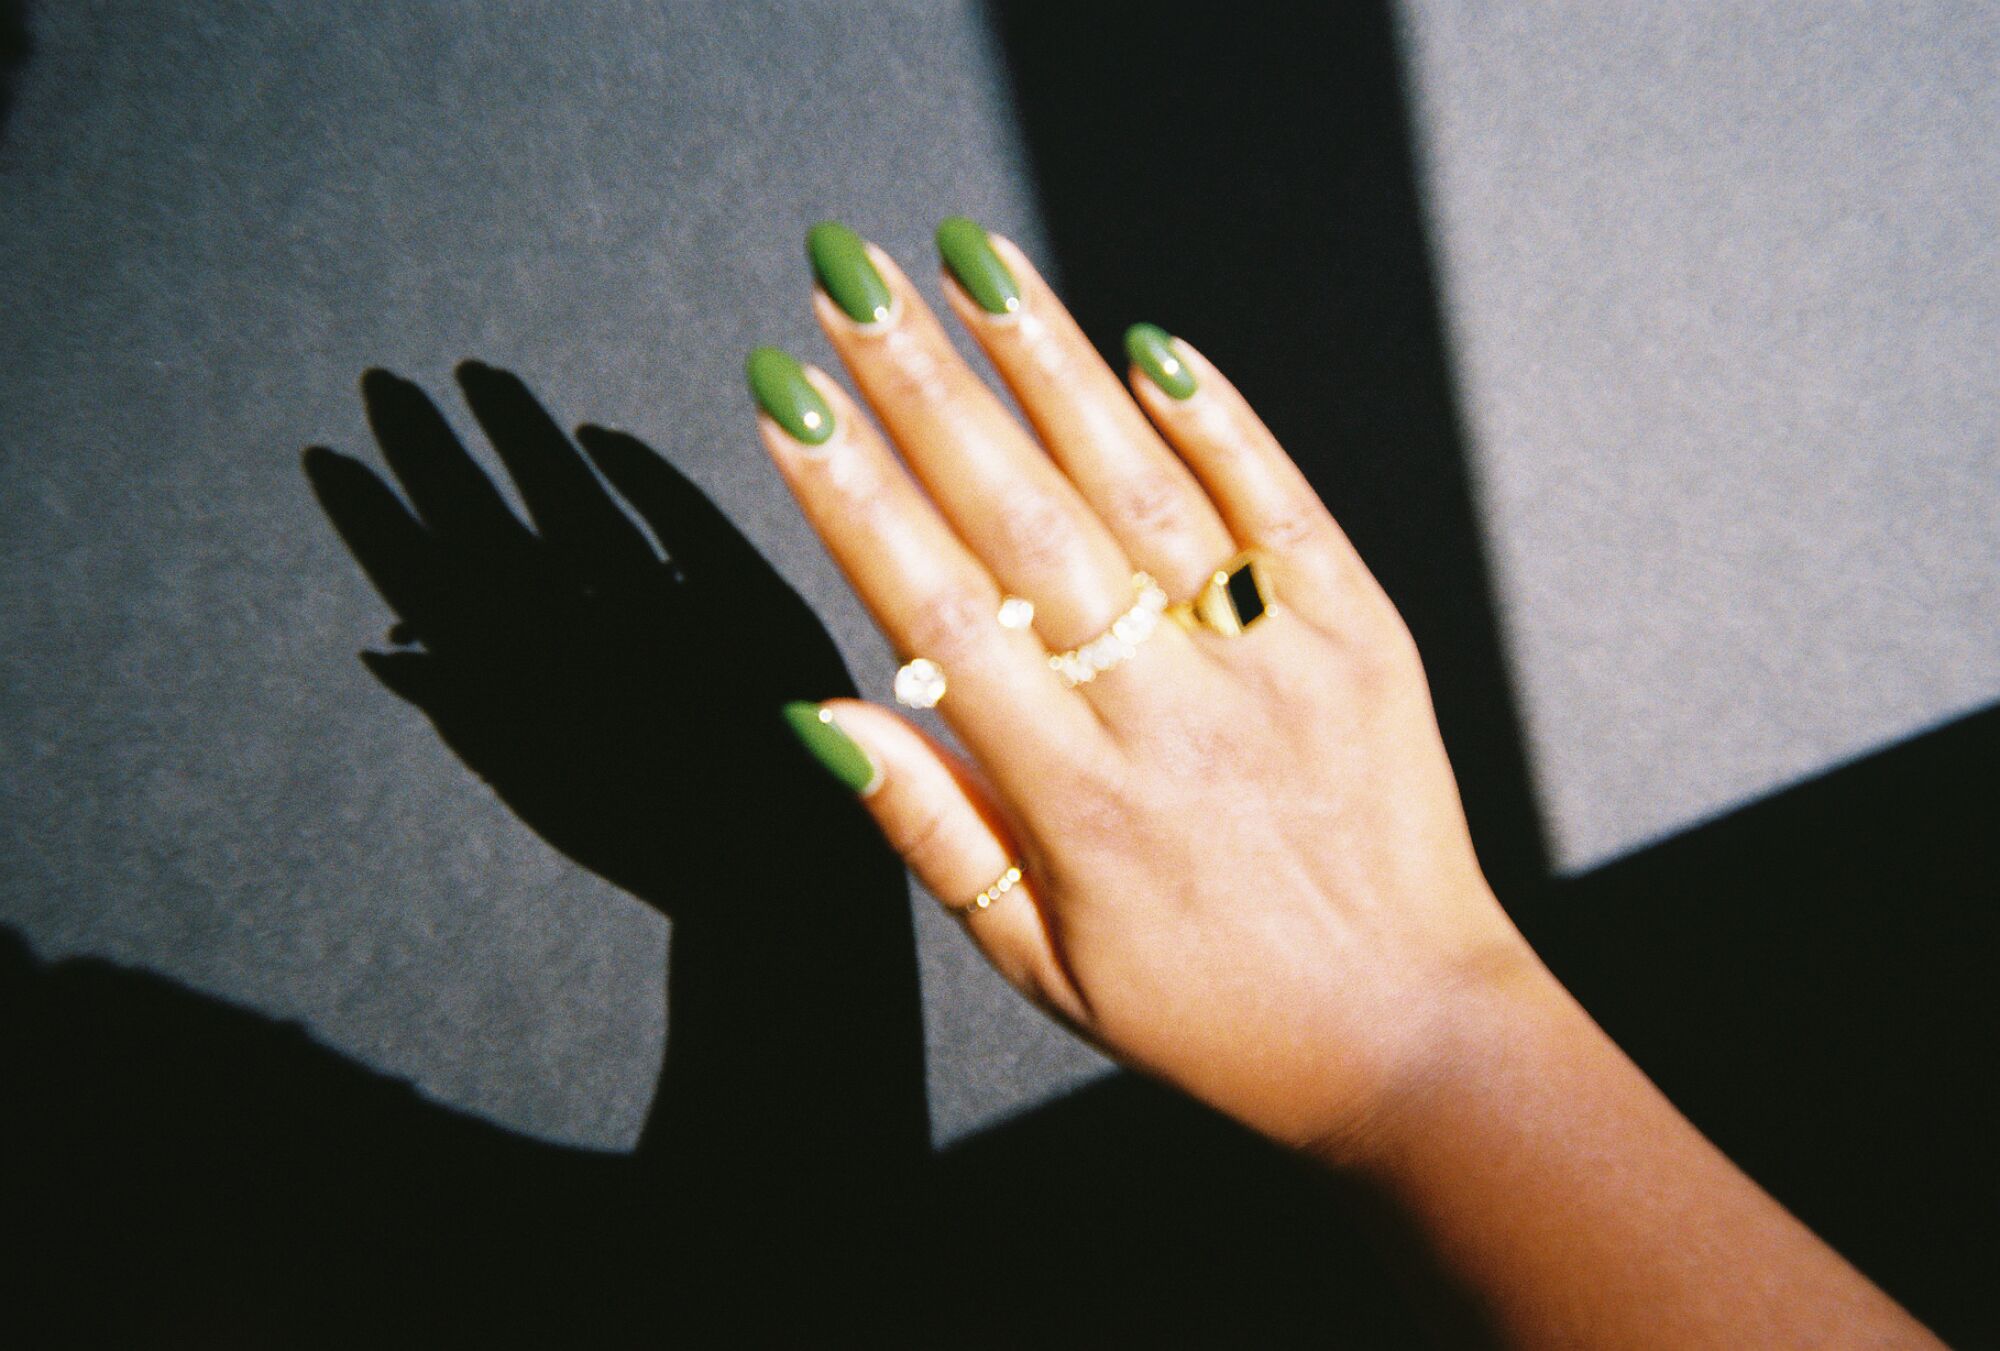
[1302,925,1580,1177]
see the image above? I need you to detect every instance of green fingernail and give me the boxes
[1125,323,1198,400]
[783,701,878,794]
[807,221,893,325]
[936,216,1020,316]
[746,347,834,446]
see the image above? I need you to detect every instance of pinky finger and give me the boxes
[783,698,1086,1024]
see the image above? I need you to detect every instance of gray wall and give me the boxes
[1403,3,2000,869]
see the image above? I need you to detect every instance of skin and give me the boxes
[755,231,1941,1348]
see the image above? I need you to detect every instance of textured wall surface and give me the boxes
[3,0,1995,1156]
[0,0,1103,1151]
[1400,3,2000,870]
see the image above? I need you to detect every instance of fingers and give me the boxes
[358,369,532,555]
[302,445,447,632]
[937,223,1238,601]
[807,224,1134,651]
[576,425,768,585]
[751,350,1110,790]
[454,361,658,581]
[1127,335,1382,636]
[799,699,1086,1022]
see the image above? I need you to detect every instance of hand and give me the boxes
[305,362,865,916]
[757,222,1939,1348]
[759,221,1536,1151]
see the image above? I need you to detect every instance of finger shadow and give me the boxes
[303,363,881,918]
[0,0,28,141]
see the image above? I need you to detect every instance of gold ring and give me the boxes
[1169,551,1273,637]
[1049,573,1169,687]
[953,862,1023,915]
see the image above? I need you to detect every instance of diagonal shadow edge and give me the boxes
[981,0,1552,897]
[0,0,27,142]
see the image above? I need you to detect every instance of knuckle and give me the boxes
[871,327,955,405]
[1013,310,1071,378]
[1145,716,1240,784]
[1246,641,1337,722]
[902,586,996,668]
[1332,618,1422,701]
[885,801,957,877]
[992,490,1080,576]
[1257,493,1331,552]
[825,445,893,513]
[1109,469,1197,540]
[1371,620,1426,685]
[1138,682,1261,779]
[1048,761,1144,849]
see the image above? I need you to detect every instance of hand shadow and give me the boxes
[303,363,928,1289]
[305,361,855,913]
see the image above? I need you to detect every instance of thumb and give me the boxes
[783,698,1082,1022]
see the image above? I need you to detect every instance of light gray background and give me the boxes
[1402,3,2000,870]
[3,1,1995,1151]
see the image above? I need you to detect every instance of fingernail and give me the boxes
[936,216,1020,316]
[746,347,835,446]
[807,221,894,325]
[783,701,879,794]
[1124,323,1198,400]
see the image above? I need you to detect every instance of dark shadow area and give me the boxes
[0,928,653,1345]
[0,0,27,139]
[1521,701,2000,1348]
[921,1074,1425,1347]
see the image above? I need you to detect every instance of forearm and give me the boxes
[1320,950,1940,1349]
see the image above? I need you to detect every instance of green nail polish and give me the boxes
[746,347,834,446]
[783,701,878,794]
[1125,323,1198,400]
[936,216,1020,316]
[807,221,894,325]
